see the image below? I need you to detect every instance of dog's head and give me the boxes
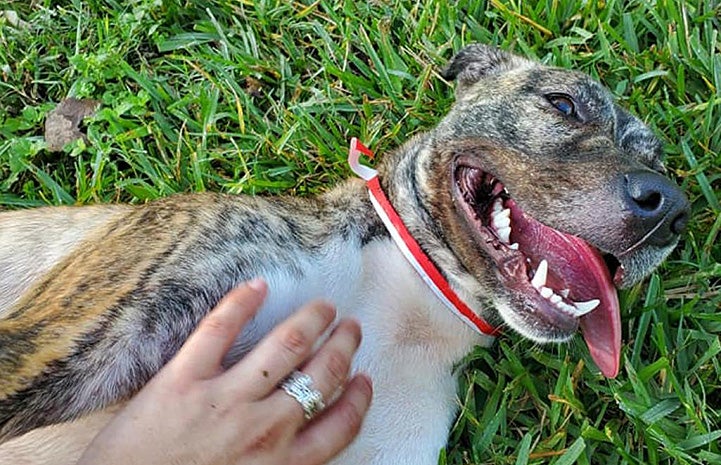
[379,44,689,377]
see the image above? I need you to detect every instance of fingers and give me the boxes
[170,279,268,381]
[292,374,373,465]
[223,300,337,399]
[269,319,361,421]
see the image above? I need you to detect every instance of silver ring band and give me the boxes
[279,371,325,419]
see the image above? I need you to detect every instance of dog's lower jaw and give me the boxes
[495,298,574,344]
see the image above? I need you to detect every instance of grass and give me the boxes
[1,0,719,463]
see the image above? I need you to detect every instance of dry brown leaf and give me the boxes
[44,98,100,152]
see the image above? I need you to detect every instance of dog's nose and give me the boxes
[624,171,690,247]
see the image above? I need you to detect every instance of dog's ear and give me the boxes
[442,44,533,96]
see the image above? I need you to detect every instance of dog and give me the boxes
[0,44,689,464]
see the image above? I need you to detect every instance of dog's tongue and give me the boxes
[509,202,621,378]
[574,242,621,379]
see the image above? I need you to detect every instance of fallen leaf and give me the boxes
[44,98,100,152]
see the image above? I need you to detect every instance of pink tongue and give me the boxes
[570,239,621,378]
[509,201,621,378]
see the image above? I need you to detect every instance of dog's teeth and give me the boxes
[540,286,553,298]
[531,259,548,289]
[496,226,511,243]
[572,299,600,316]
[491,207,512,242]
[495,208,511,219]
[492,209,511,228]
[493,214,511,230]
[558,302,579,314]
[550,294,562,304]
[560,288,570,298]
[509,243,519,250]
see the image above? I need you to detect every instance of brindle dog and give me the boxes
[0,44,689,465]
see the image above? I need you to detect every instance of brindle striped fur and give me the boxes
[0,185,386,439]
[0,45,687,465]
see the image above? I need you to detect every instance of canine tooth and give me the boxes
[550,294,562,304]
[540,286,553,298]
[560,289,570,298]
[572,299,600,316]
[509,243,519,250]
[531,259,548,289]
[496,226,511,243]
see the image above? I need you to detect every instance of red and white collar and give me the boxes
[348,138,499,337]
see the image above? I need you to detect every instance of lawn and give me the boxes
[1,0,719,464]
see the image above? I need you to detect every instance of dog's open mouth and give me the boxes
[453,163,621,378]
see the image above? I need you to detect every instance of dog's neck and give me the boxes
[357,239,489,363]
[229,176,489,366]
[348,140,494,358]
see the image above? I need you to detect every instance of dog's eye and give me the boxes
[547,94,576,117]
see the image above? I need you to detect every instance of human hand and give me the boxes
[77,279,372,465]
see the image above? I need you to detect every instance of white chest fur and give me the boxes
[242,238,492,465]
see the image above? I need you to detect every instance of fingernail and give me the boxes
[246,278,267,293]
[355,373,373,397]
